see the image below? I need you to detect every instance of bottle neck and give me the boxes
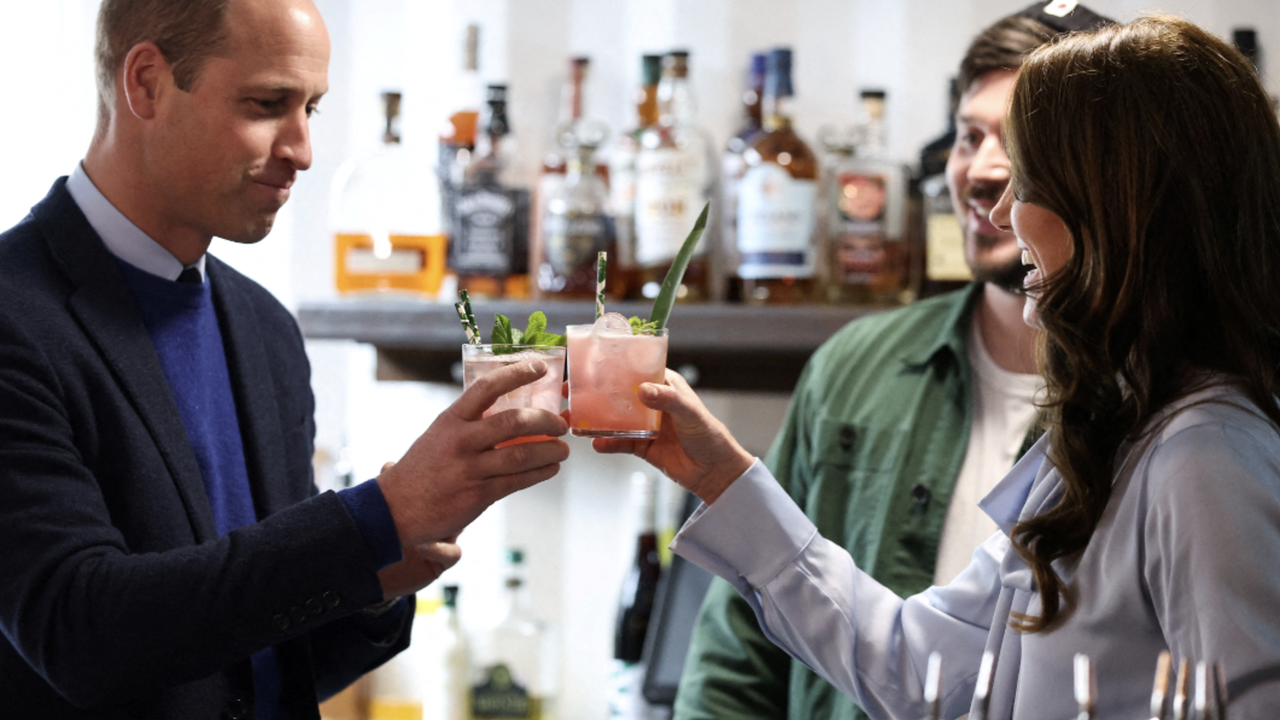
[860,116,885,157]
[763,93,794,132]
[658,75,695,127]
[637,83,659,128]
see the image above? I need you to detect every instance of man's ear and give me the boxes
[121,42,170,121]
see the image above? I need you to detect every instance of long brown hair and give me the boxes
[1004,16,1280,632]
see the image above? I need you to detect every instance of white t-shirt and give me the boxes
[932,322,1042,586]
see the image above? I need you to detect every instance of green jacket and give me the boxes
[675,285,1023,720]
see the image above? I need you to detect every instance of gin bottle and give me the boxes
[467,550,554,720]
[633,51,715,302]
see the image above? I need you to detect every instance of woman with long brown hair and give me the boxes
[594,15,1280,718]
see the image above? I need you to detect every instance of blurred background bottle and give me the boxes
[606,54,663,302]
[734,48,819,305]
[331,91,447,297]
[720,52,768,303]
[439,24,482,200]
[446,84,531,300]
[532,126,614,300]
[917,78,970,299]
[823,89,911,305]
[606,472,661,720]
[467,549,555,720]
[632,51,716,302]
[367,597,431,720]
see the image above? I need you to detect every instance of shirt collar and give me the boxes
[979,433,1050,535]
[900,282,984,369]
[65,163,206,282]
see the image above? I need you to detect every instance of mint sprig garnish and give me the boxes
[490,311,566,354]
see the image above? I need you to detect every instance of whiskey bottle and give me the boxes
[447,85,531,300]
[532,136,615,300]
[607,472,661,720]
[735,48,819,305]
[467,550,554,720]
[824,89,911,306]
[918,79,971,299]
[332,91,447,297]
[721,52,768,302]
[439,24,482,196]
[607,54,662,301]
[633,51,715,302]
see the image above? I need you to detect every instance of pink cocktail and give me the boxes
[462,344,567,446]
[567,315,669,439]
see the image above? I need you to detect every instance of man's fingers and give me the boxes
[471,407,569,450]
[452,359,551,420]
[469,436,571,480]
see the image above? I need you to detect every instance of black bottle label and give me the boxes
[449,185,530,275]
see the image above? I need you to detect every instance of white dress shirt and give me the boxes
[672,383,1280,719]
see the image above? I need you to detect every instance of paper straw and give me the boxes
[454,302,480,345]
[596,251,607,319]
[457,290,481,344]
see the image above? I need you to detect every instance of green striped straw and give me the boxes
[456,290,481,344]
[596,251,607,319]
[454,302,480,344]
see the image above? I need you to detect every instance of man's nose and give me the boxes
[276,109,313,171]
[969,135,1010,184]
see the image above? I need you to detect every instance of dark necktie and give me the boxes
[177,267,202,284]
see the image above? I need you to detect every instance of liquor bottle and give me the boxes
[440,24,482,195]
[423,585,469,720]
[607,472,661,720]
[633,51,716,302]
[447,85,531,300]
[824,89,911,306]
[532,57,610,299]
[735,48,819,305]
[607,54,663,301]
[467,549,554,720]
[532,136,615,300]
[368,597,429,720]
[721,52,768,303]
[918,78,971,299]
[332,91,448,297]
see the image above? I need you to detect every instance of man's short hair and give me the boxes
[957,15,1059,94]
[94,0,232,131]
[958,4,1115,94]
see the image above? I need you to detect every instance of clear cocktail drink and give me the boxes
[461,344,567,446]
[567,316,669,438]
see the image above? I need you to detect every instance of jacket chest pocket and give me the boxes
[806,416,911,550]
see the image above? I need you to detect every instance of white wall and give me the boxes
[3,1,1279,717]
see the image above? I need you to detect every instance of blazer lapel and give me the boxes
[36,179,219,543]
[208,258,291,518]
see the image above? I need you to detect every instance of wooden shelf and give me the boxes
[296,298,880,392]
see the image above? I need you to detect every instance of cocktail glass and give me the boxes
[461,344,567,446]
[566,315,669,439]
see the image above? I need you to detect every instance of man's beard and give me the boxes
[968,231,1029,294]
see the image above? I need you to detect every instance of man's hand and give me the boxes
[378,359,569,548]
[591,368,753,504]
[377,537,462,600]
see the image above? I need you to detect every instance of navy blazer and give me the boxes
[0,180,410,719]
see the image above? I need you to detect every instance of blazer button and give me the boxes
[290,605,307,623]
[306,598,325,618]
[273,613,291,633]
[910,484,932,508]
[227,698,248,720]
[322,590,341,609]
[838,426,856,450]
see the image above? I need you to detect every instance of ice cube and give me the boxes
[593,312,632,333]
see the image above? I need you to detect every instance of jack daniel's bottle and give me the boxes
[447,85,531,299]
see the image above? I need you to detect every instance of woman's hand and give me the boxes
[591,369,754,504]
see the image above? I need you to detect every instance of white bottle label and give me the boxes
[736,164,816,278]
[634,148,705,265]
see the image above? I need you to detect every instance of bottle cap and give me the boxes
[506,548,525,565]
[766,48,794,99]
[641,54,663,86]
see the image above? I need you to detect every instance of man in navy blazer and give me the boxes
[0,1,570,718]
